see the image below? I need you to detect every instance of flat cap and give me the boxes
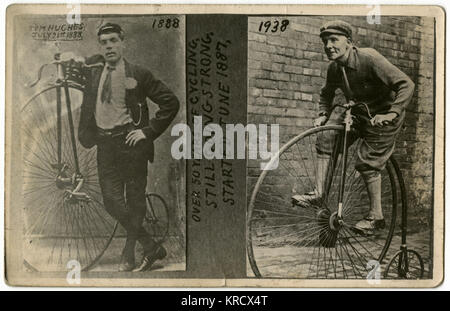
[319,20,352,40]
[97,23,123,36]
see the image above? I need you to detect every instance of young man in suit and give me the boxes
[292,20,415,235]
[78,23,179,271]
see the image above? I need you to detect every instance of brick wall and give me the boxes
[247,16,435,230]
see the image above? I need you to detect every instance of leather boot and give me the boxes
[292,154,330,208]
[119,238,136,272]
[354,173,384,235]
[363,173,383,220]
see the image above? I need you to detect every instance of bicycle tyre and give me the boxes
[384,249,424,279]
[144,193,170,244]
[21,83,118,272]
[247,125,399,279]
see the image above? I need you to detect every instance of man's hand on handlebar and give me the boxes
[59,52,85,64]
[314,115,328,127]
[370,112,397,127]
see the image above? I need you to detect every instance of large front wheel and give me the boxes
[247,125,398,279]
[21,84,117,272]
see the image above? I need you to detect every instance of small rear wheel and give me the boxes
[135,193,170,265]
[384,249,424,279]
[143,193,169,244]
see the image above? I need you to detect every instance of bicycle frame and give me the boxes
[318,103,356,228]
[43,53,91,202]
[322,101,409,237]
[23,52,125,272]
[391,156,411,260]
[337,106,355,222]
[321,101,395,229]
[55,55,80,173]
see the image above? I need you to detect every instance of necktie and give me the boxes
[101,65,115,104]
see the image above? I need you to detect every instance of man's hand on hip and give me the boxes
[126,129,146,147]
[370,112,398,127]
[314,116,328,127]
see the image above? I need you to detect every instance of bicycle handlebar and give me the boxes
[27,63,51,87]
[329,101,375,119]
[27,53,103,88]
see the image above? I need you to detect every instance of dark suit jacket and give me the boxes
[78,54,180,162]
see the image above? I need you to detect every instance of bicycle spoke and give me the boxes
[293,141,315,190]
[22,138,56,174]
[256,223,317,246]
[75,203,102,257]
[337,235,365,278]
[84,199,115,234]
[306,239,320,278]
[22,85,117,271]
[23,158,55,179]
[337,238,362,278]
[25,188,59,236]
[248,126,397,279]
[254,218,320,236]
[23,105,57,163]
[23,103,58,159]
[76,203,99,263]
[334,240,349,278]
[82,192,116,230]
[340,228,371,273]
[252,207,313,219]
[278,157,311,195]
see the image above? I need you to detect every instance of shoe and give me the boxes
[118,256,135,272]
[353,216,385,236]
[292,192,322,208]
[133,244,167,272]
[118,239,136,272]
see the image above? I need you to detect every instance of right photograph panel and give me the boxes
[246,15,435,279]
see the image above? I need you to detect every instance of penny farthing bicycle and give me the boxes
[247,99,424,279]
[22,52,169,272]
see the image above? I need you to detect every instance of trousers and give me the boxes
[96,128,155,251]
[316,108,405,173]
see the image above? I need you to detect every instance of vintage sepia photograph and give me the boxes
[247,15,437,280]
[10,13,186,275]
[4,4,444,288]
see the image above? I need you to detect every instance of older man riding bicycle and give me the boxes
[292,20,415,235]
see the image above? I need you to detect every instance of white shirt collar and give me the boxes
[105,57,125,71]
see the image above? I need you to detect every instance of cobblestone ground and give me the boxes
[247,230,431,279]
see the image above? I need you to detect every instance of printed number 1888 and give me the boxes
[152,18,180,29]
[258,20,290,33]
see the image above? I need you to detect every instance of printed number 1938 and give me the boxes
[258,20,290,33]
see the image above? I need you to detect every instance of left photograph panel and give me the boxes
[10,14,186,275]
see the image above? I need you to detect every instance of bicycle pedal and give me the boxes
[51,163,63,170]
[291,196,307,208]
[350,226,374,237]
[291,194,318,208]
